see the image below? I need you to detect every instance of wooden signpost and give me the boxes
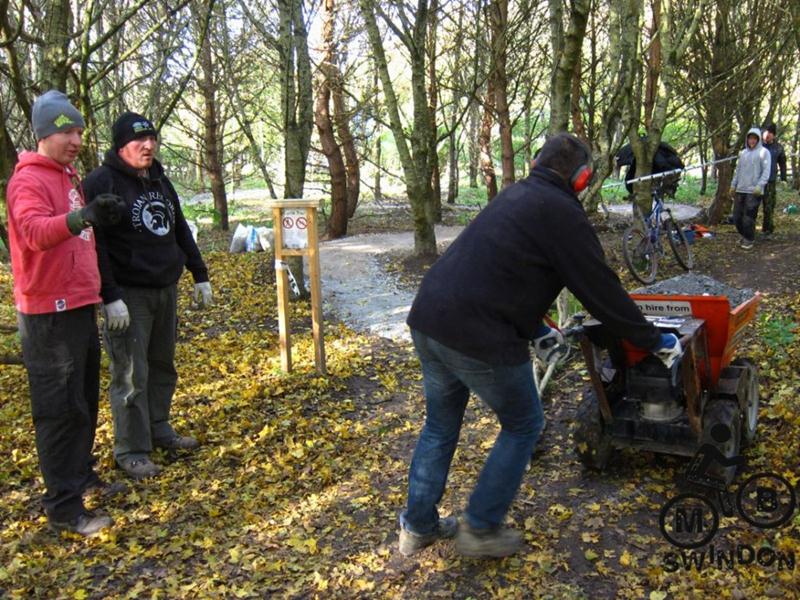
[267,198,326,374]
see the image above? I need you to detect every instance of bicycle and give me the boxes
[622,183,693,284]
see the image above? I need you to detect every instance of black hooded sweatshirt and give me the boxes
[82,149,208,304]
[406,166,661,366]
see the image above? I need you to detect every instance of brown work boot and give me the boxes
[455,521,523,558]
[398,515,458,556]
[154,434,199,451]
[50,512,113,537]
[118,457,162,480]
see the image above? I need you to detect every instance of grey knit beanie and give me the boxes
[31,90,86,140]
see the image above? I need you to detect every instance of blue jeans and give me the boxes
[401,330,544,534]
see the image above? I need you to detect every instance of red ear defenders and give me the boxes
[570,164,592,193]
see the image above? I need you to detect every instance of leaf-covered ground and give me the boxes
[1,206,799,599]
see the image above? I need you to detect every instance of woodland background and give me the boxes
[2,0,800,257]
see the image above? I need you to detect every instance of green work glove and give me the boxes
[752,185,763,197]
[67,193,127,234]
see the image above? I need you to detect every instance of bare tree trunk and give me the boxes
[708,131,734,223]
[40,0,71,90]
[371,67,382,201]
[468,101,479,188]
[331,70,360,218]
[427,0,442,220]
[630,0,705,218]
[793,100,800,190]
[280,0,313,296]
[359,0,437,256]
[479,76,498,201]
[489,0,513,188]
[548,0,591,135]
[199,5,228,231]
[0,102,17,253]
[569,54,586,140]
[315,0,348,239]
[697,111,708,195]
[446,4,465,204]
[583,0,641,214]
[643,0,661,130]
[446,130,459,204]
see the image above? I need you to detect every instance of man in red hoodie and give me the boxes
[7,90,124,536]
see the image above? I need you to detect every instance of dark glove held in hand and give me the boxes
[83,193,127,226]
[67,194,127,234]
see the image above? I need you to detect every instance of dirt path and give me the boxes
[318,203,704,339]
[319,225,464,340]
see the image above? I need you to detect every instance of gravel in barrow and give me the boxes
[632,273,755,307]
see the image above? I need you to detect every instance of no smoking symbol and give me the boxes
[295,217,308,229]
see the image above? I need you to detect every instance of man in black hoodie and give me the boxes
[83,112,213,480]
[398,133,680,559]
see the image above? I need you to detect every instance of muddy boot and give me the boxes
[398,515,458,556]
[455,521,523,558]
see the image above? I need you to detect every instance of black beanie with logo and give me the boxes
[112,112,157,150]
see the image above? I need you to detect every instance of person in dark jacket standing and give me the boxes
[760,123,787,237]
[83,112,213,480]
[399,133,680,558]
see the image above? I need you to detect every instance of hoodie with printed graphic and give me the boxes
[7,152,101,314]
[82,150,208,304]
[731,127,771,195]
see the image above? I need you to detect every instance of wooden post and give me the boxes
[267,198,326,374]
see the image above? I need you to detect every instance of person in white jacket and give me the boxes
[729,127,771,250]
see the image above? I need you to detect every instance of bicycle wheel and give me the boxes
[622,223,658,284]
[665,218,693,270]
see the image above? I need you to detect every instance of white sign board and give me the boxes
[634,299,692,317]
[281,208,309,249]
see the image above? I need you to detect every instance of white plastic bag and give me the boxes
[229,223,249,253]
[256,227,274,251]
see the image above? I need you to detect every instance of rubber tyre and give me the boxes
[573,388,613,470]
[731,358,759,446]
[622,223,658,284]
[665,217,693,270]
[701,400,742,485]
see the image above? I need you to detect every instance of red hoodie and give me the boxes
[7,151,101,314]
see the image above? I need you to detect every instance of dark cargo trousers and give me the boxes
[104,285,179,464]
[733,193,761,242]
[17,305,100,522]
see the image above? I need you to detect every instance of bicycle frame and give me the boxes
[641,190,667,246]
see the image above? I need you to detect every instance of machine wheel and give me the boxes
[665,217,693,270]
[731,358,759,446]
[622,223,658,284]
[701,400,742,485]
[574,388,613,470]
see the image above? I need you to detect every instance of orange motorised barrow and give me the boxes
[573,289,761,478]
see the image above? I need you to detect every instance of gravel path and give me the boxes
[318,203,702,341]
[319,225,464,341]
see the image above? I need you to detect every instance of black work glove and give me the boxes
[67,193,127,234]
